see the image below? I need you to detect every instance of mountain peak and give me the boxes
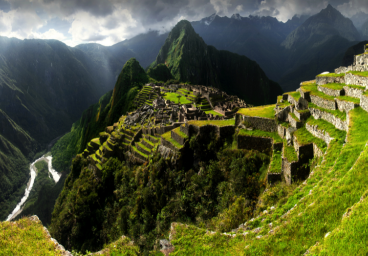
[231,13,242,20]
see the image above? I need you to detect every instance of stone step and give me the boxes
[308,103,348,131]
[142,138,154,150]
[317,84,344,97]
[316,73,345,85]
[343,85,365,99]
[293,109,311,122]
[136,142,152,155]
[288,112,303,129]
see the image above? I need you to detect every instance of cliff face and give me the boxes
[150,20,283,105]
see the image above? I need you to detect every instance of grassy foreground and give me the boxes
[167,107,368,255]
[0,217,62,255]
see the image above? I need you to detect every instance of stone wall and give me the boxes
[310,95,337,110]
[316,75,345,85]
[335,66,353,74]
[360,94,368,112]
[275,106,291,122]
[288,113,302,129]
[293,139,314,161]
[345,73,368,88]
[282,158,298,185]
[171,130,185,145]
[336,99,358,113]
[161,137,178,152]
[309,107,347,131]
[237,135,273,154]
[293,110,311,122]
[306,123,335,144]
[317,85,343,97]
[282,158,310,185]
[241,116,277,132]
[344,86,364,99]
[313,144,324,158]
[277,124,287,139]
[297,88,311,101]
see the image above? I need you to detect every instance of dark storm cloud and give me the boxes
[0,0,366,46]
[0,0,10,12]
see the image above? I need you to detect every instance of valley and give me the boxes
[2,2,368,255]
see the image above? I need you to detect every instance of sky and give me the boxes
[0,0,368,47]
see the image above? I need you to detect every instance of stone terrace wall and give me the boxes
[335,66,353,74]
[238,135,273,153]
[360,94,368,112]
[310,95,337,110]
[336,99,358,113]
[241,116,277,132]
[345,73,368,88]
[282,159,298,185]
[318,86,343,97]
[306,123,335,144]
[171,130,185,145]
[316,76,345,85]
[309,107,348,131]
[297,88,311,101]
[344,86,364,99]
[275,106,291,122]
[277,125,287,139]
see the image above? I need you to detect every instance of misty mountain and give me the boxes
[0,37,124,220]
[191,13,309,81]
[350,11,368,30]
[150,20,283,105]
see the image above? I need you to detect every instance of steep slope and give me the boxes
[191,14,308,81]
[278,5,359,91]
[282,4,360,50]
[0,37,121,221]
[76,30,168,73]
[150,20,283,105]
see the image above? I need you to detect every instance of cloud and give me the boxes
[0,0,362,46]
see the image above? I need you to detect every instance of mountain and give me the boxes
[191,14,308,81]
[350,11,368,30]
[150,20,283,105]
[278,5,359,91]
[282,4,360,50]
[0,37,125,220]
[76,30,168,73]
[360,19,368,40]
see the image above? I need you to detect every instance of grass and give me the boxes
[269,150,282,173]
[143,138,154,147]
[347,71,368,77]
[0,217,63,255]
[172,127,188,139]
[293,127,328,152]
[336,95,360,104]
[309,102,347,121]
[163,92,192,104]
[301,80,316,86]
[306,116,346,141]
[237,104,275,119]
[132,146,148,158]
[288,91,301,102]
[289,112,300,122]
[205,110,224,116]
[316,73,345,77]
[319,83,345,90]
[187,119,235,127]
[344,84,365,90]
[283,141,298,162]
[161,131,183,149]
[238,129,282,143]
[301,83,336,101]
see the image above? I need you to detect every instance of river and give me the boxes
[6,154,61,221]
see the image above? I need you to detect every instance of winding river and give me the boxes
[6,155,60,221]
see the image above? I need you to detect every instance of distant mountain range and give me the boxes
[150,20,282,105]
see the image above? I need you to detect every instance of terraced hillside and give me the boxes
[161,45,368,255]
